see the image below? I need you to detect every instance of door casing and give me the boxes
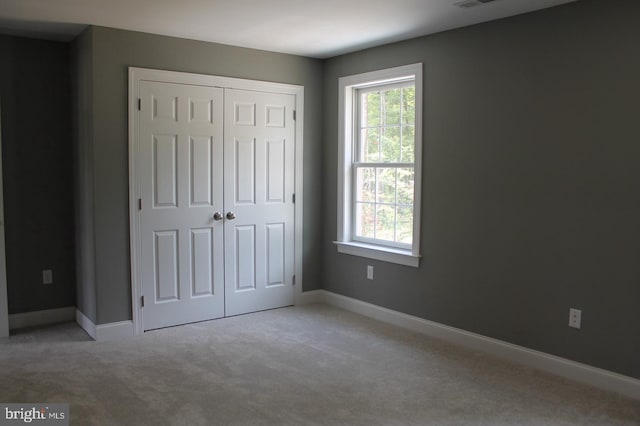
[128,67,304,335]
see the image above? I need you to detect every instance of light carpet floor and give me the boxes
[0,304,638,425]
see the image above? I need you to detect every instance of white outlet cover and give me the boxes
[569,308,581,329]
[367,265,374,280]
[43,269,53,285]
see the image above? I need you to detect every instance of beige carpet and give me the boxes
[0,304,638,425]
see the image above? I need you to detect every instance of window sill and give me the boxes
[333,241,421,268]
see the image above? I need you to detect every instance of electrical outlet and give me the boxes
[568,308,581,329]
[43,269,53,285]
[366,265,374,280]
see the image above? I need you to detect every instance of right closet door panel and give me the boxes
[223,89,296,316]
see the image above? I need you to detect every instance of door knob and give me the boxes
[213,212,223,221]
[226,211,236,220]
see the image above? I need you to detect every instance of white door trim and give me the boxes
[128,67,304,335]
[0,99,8,338]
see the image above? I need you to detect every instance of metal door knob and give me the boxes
[226,211,236,220]
[213,212,223,221]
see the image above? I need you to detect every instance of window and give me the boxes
[336,64,422,267]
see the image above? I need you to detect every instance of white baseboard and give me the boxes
[317,290,640,401]
[75,309,97,339]
[75,309,134,341]
[295,289,325,305]
[96,320,134,341]
[9,306,75,330]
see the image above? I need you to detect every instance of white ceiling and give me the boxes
[0,0,577,58]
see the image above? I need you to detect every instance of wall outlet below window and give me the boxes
[367,265,374,280]
[43,269,53,285]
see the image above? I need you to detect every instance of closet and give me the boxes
[129,68,300,331]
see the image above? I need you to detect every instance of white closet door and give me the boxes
[223,89,295,316]
[139,81,225,330]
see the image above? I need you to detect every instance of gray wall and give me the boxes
[0,35,76,314]
[71,28,97,322]
[77,26,324,324]
[321,0,640,379]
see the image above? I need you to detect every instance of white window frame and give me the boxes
[335,63,423,268]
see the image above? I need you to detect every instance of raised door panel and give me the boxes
[266,223,285,287]
[190,136,214,207]
[266,139,285,203]
[153,135,179,208]
[154,230,179,301]
[234,225,256,291]
[191,228,214,297]
[235,139,256,204]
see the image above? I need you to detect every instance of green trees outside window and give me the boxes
[354,84,415,247]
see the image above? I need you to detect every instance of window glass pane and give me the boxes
[361,92,380,127]
[396,167,414,205]
[383,88,401,125]
[375,204,395,242]
[402,87,415,125]
[381,126,401,162]
[361,128,380,162]
[376,168,396,204]
[355,202,375,239]
[356,168,375,202]
[396,206,413,244]
[400,125,414,163]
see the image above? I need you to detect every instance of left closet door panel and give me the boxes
[139,81,225,330]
